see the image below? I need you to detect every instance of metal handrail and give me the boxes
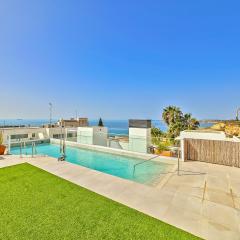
[31,142,37,157]
[20,142,22,158]
[133,155,159,177]
[32,142,35,157]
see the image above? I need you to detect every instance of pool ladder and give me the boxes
[19,141,37,158]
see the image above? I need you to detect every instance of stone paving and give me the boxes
[0,155,239,240]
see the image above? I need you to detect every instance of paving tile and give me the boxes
[230,179,240,198]
[207,175,230,191]
[202,200,239,232]
[199,219,240,240]
[205,188,234,208]
[162,203,203,239]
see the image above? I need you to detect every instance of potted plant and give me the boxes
[0,132,6,155]
[154,141,172,157]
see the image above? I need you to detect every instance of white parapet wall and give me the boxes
[93,126,108,146]
[77,127,94,145]
[50,138,154,160]
[129,128,151,154]
[0,127,75,145]
[77,126,108,147]
[179,130,227,141]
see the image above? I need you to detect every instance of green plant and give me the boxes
[0,132,3,145]
[183,113,200,130]
[157,142,170,152]
[151,127,163,136]
[151,127,164,145]
[162,106,199,139]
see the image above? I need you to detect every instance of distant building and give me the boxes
[57,118,89,128]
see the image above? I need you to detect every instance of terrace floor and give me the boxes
[1,155,240,240]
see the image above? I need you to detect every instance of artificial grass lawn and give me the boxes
[0,163,200,240]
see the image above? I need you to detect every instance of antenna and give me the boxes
[49,103,53,127]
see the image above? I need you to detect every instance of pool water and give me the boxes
[11,144,172,185]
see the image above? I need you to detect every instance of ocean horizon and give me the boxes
[0,119,213,136]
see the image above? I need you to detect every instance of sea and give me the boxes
[0,119,213,136]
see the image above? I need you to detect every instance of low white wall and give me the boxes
[0,127,75,145]
[50,138,154,160]
[179,131,227,141]
[77,127,94,145]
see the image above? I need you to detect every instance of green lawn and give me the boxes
[0,163,200,240]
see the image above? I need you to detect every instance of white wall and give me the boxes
[93,126,108,146]
[77,126,108,146]
[0,127,72,145]
[179,131,227,141]
[77,127,94,145]
[129,128,151,153]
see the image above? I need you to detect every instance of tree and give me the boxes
[167,121,185,139]
[98,118,104,127]
[162,106,182,126]
[151,127,164,137]
[183,113,199,130]
[151,127,165,145]
[162,106,199,139]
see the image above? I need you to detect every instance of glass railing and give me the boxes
[63,131,179,156]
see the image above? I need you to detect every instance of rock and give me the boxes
[211,122,240,136]
[211,122,226,131]
[225,124,240,136]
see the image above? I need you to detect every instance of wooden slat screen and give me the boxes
[184,139,240,168]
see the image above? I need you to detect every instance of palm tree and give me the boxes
[162,106,200,139]
[162,106,182,126]
[168,121,185,139]
[184,113,199,130]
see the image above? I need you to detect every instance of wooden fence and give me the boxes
[184,139,240,168]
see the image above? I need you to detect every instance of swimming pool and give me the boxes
[11,143,172,185]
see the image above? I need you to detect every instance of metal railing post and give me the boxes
[34,142,37,155]
[32,142,34,158]
[20,142,22,158]
[8,135,11,154]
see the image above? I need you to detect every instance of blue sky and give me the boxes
[0,0,239,120]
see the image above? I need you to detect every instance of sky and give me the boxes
[0,0,239,120]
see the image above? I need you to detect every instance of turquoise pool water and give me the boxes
[11,144,172,184]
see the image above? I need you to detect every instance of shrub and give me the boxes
[0,132,3,145]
